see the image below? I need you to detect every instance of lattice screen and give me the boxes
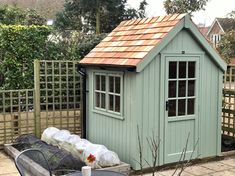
[38,60,81,134]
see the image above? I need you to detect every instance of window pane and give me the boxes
[109,77,114,92]
[188,80,195,96]
[179,62,186,78]
[168,100,176,117]
[178,81,186,97]
[169,62,177,79]
[187,98,195,115]
[96,75,100,90]
[188,62,195,78]
[109,95,114,111]
[115,77,120,94]
[101,93,106,109]
[115,96,120,112]
[95,93,100,108]
[101,75,106,91]
[178,99,186,116]
[168,81,176,98]
[232,76,235,82]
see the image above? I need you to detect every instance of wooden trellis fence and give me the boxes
[222,89,235,137]
[222,66,235,138]
[0,89,34,145]
[0,60,82,148]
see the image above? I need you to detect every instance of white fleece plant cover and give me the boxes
[41,127,60,145]
[41,127,120,168]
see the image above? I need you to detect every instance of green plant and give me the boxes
[217,30,235,64]
[0,5,46,25]
[54,0,148,33]
[164,0,208,15]
[0,25,51,89]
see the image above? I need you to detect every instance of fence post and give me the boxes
[34,60,41,138]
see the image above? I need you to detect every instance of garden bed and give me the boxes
[4,143,130,175]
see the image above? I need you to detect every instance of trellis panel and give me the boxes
[37,60,81,135]
[0,89,34,147]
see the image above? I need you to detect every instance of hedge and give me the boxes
[0,25,52,89]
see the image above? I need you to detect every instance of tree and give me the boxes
[163,0,208,15]
[227,11,235,18]
[217,11,235,63]
[0,5,46,25]
[54,1,83,31]
[138,0,148,18]
[25,9,46,25]
[0,5,26,25]
[217,30,235,63]
[0,0,65,19]
[55,0,148,34]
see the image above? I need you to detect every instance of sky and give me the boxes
[127,0,235,26]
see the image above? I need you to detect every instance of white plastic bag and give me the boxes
[41,127,60,145]
[52,130,71,147]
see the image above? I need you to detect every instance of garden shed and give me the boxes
[79,14,227,169]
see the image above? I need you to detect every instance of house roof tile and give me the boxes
[217,18,235,32]
[80,14,186,67]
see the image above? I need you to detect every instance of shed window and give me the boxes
[94,72,123,116]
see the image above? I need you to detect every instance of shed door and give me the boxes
[164,57,199,164]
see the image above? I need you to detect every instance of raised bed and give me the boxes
[4,144,130,175]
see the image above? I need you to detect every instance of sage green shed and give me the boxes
[79,14,227,169]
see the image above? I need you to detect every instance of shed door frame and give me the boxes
[161,54,201,164]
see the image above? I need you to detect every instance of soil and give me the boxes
[222,135,235,152]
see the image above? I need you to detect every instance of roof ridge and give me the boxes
[120,14,186,27]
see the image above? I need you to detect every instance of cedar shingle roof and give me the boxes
[80,14,186,67]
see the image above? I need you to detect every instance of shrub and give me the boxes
[0,25,51,89]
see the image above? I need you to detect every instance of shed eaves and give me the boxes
[79,14,186,67]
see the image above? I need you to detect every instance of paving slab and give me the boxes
[184,165,215,175]
[229,168,235,172]
[0,152,19,176]
[208,170,235,176]
[201,161,233,172]
[219,158,235,167]
[0,152,9,159]
[158,169,194,176]
[138,173,164,176]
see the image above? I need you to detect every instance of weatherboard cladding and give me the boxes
[80,14,186,67]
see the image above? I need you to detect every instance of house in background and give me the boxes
[79,14,226,169]
[206,18,235,48]
[197,23,210,38]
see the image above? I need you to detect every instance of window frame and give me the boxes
[161,53,202,123]
[93,70,124,120]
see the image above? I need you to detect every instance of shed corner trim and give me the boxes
[186,19,227,71]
